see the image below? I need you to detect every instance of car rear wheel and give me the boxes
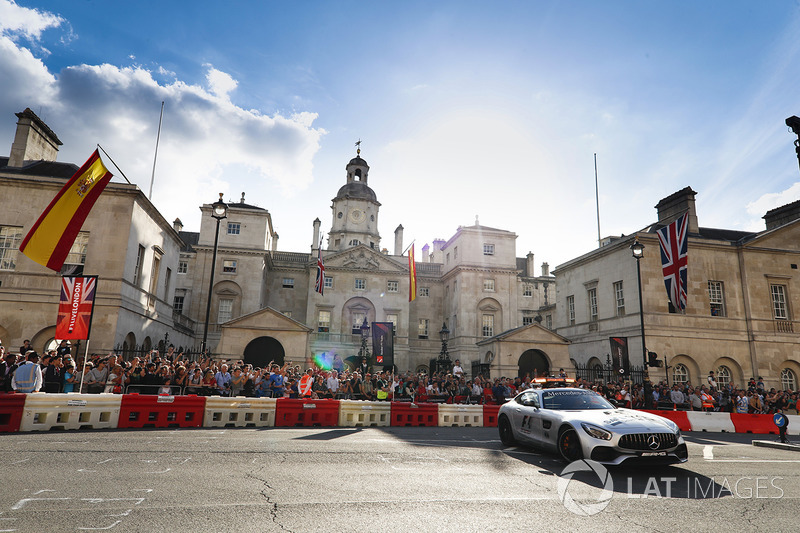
[558,427,583,462]
[498,415,516,446]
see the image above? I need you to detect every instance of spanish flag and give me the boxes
[19,150,113,271]
[408,243,417,302]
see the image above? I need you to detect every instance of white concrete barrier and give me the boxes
[686,411,735,432]
[20,393,121,431]
[338,400,391,427]
[437,404,483,427]
[785,414,800,436]
[203,397,276,428]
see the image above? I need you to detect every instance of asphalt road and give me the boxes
[0,427,797,532]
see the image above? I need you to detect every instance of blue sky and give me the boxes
[2,1,800,267]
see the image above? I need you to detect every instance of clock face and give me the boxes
[349,208,366,223]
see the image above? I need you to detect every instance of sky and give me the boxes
[2,1,800,269]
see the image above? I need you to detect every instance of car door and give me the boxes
[510,391,542,446]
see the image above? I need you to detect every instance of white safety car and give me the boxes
[497,387,688,465]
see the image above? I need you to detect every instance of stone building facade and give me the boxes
[0,109,190,357]
[553,187,800,391]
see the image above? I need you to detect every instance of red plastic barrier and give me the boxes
[483,404,501,427]
[730,413,778,434]
[274,399,340,427]
[0,393,26,433]
[390,402,438,426]
[118,394,205,429]
[641,409,692,432]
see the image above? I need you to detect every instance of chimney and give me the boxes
[655,186,699,234]
[421,243,430,262]
[312,218,321,252]
[526,251,534,277]
[272,233,279,252]
[432,239,445,253]
[8,108,62,167]
[172,218,183,232]
[394,224,404,256]
[541,262,550,277]
[764,199,800,230]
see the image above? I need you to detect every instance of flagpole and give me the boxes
[148,101,165,200]
[78,339,90,394]
[594,153,601,247]
[96,145,132,185]
[401,240,416,256]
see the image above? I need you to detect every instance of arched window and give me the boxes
[673,363,689,385]
[716,365,731,388]
[781,368,797,391]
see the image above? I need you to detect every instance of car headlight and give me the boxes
[581,423,612,440]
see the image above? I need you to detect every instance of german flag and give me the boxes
[408,243,417,302]
[19,150,113,271]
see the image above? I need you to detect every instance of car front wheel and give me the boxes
[558,427,583,462]
[498,415,516,446]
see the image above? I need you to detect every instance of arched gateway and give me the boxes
[243,336,285,368]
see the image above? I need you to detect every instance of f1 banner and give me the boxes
[372,322,394,367]
[609,336,630,376]
[56,276,98,340]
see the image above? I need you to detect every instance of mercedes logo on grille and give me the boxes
[647,435,660,450]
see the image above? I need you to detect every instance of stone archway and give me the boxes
[243,336,286,368]
[518,349,550,379]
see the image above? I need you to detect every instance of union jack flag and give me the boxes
[56,276,98,340]
[314,239,325,295]
[656,213,689,311]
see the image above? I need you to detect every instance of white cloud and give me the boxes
[205,65,238,99]
[0,0,64,41]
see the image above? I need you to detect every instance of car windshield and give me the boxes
[541,390,614,410]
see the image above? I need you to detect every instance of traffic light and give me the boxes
[648,351,663,367]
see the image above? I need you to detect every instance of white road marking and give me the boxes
[144,468,171,474]
[106,509,132,517]
[82,498,145,505]
[706,459,800,463]
[11,498,70,510]
[132,489,153,493]
[77,469,97,473]
[77,520,121,530]
[703,445,714,459]
[32,490,55,495]
[9,459,29,465]
[96,459,114,464]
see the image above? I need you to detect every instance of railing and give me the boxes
[775,319,794,333]
[269,251,311,264]
[416,262,441,275]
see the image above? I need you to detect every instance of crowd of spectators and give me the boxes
[1,340,797,416]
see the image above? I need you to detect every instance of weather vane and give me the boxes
[355,139,361,156]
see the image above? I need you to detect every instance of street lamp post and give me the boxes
[201,193,228,355]
[359,317,370,364]
[437,322,451,375]
[630,237,652,408]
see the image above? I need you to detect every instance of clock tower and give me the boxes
[328,145,381,252]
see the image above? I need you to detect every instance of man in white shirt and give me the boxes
[326,370,340,396]
[452,359,464,378]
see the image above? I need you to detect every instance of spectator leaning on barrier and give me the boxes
[86,359,109,394]
[12,351,42,393]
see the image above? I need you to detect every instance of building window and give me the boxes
[282,277,295,289]
[387,280,399,293]
[418,318,429,339]
[173,294,184,314]
[545,315,552,330]
[134,245,145,285]
[355,278,366,290]
[588,288,598,321]
[0,226,22,271]
[178,260,188,274]
[454,246,458,260]
[349,239,361,246]
[227,222,241,235]
[781,368,797,391]
[318,310,331,332]
[771,284,789,320]
[483,279,495,291]
[222,260,237,274]
[614,281,625,316]
[523,285,532,297]
[63,231,89,268]
[482,315,494,337]
[164,267,172,297]
[446,253,450,265]
[523,316,533,326]
[352,312,366,334]
[218,298,233,323]
[673,364,689,385]
[567,295,575,325]
[708,281,725,317]
[419,287,429,297]
[483,243,495,256]
[387,314,398,332]
[324,276,333,289]
[716,365,731,388]
[149,251,161,307]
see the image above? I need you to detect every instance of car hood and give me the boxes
[569,408,677,432]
